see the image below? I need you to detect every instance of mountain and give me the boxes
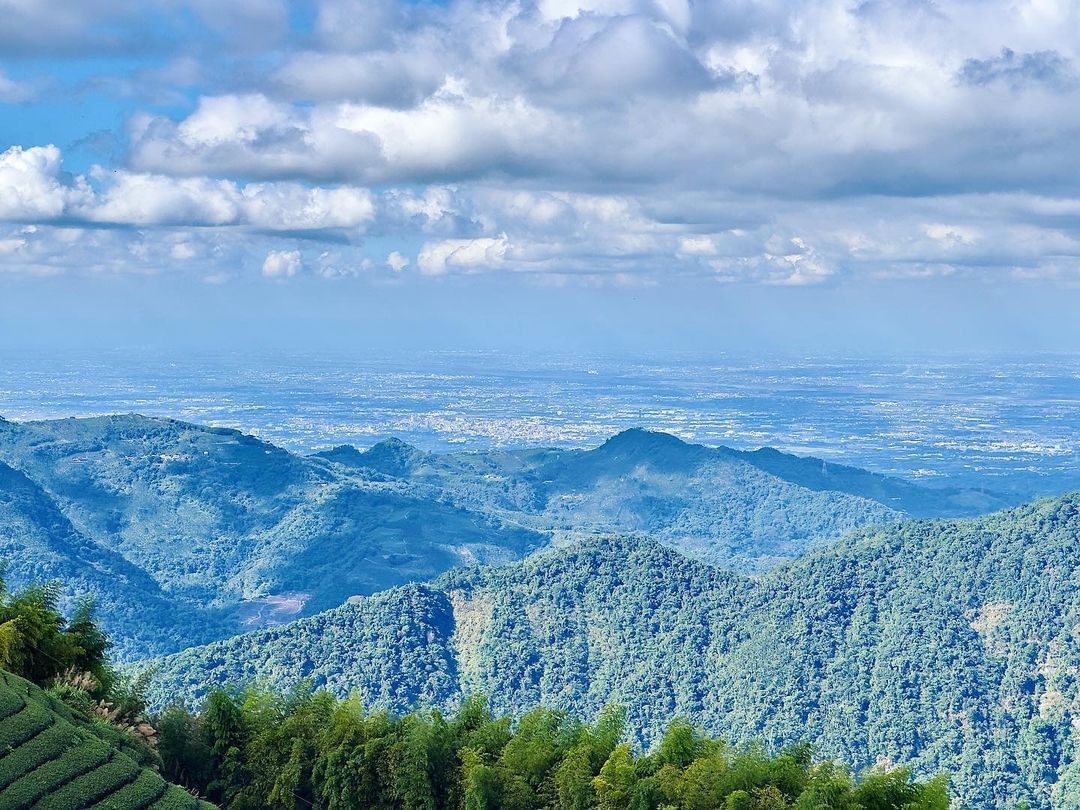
[0,416,1007,660]
[0,415,541,659]
[314,427,1013,568]
[0,669,215,808]
[148,494,1080,808]
[0,459,226,655]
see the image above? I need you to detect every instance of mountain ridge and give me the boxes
[0,415,1011,661]
[146,492,1080,808]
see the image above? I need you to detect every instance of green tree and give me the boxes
[595,745,638,810]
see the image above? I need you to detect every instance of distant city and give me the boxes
[3,349,1078,497]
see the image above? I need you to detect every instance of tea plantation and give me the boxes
[0,670,214,809]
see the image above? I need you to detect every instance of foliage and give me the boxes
[0,416,1000,661]
[150,494,1080,808]
[0,572,113,694]
[0,669,213,809]
[157,688,948,810]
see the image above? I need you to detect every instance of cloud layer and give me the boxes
[1,0,1080,284]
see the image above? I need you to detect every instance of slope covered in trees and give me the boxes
[154,687,950,810]
[0,416,988,659]
[0,566,950,810]
[0,415,544,658]
[149,494,1080,808]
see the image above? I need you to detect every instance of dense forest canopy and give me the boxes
[0,416,1006,660]
[156,687,953,810]
[0,574,954,810]
[149,494,1080,808]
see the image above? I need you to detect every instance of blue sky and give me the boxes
[2,0,1080,354]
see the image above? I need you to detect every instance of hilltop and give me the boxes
[0,416,1008,659]
[149,493,1080,808]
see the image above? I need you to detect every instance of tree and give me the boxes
[594,745,638,810]
[556,745,596,810]
[204,689,250,805]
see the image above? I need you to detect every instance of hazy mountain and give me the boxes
[0,416,1008,660]
[314,427,1012,568]
[0,415,541,658]
[148,494,1080,808]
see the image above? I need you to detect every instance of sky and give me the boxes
[2,0,1080,355]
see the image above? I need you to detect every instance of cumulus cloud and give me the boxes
[262,249,302,278]
[5,0,1080,284]
[0,145,376,232]
[418,235,510,275]
[128,85,564,184]
[0,146,89,221]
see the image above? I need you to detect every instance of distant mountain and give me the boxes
[148,494,1080,809]
[0,415,541,658]
[0,416,1008,660]
[315,427,1013,567]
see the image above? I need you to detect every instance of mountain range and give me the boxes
[0,414,1009,659]
[147,494,1080,809]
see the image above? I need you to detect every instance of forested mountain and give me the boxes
[149,494,1080,808]
[0,415,542,658]
[0,562,947,810]
[0,415,999,660]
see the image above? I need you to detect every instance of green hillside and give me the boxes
[0,415,543,659]
[0,415,1011,662]
[149,494,1080,808]
[0,669,214,809]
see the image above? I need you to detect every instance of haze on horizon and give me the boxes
[1,0,1080,354]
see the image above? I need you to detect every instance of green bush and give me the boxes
[0,721,75,788]
[37,752,141,810]
[0,733,111,806]
[0,698,52,750]
[0,672,24,719]
[150,784,213,809]
[92,768,168,809]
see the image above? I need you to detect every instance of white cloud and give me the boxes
[677,236,719,256]
[387,251,409,272]
[0,72,34,103]
[171,242,196,260]
[924,223,981,246]
[418,235,510,275]
[130,86,563,184]
[241,184,376,230]
[0,145,375,232]
[262,249,302,278]
[0,145,88,221]
[87,173,240,226]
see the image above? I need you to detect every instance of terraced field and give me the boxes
[0,670,214,809]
